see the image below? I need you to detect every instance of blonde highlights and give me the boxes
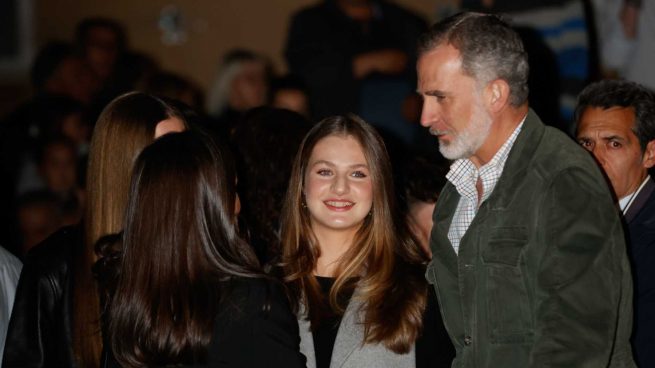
[281,115,428,353]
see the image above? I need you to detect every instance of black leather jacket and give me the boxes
[2,226,80,368]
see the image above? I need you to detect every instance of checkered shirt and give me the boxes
[446,119,525,254]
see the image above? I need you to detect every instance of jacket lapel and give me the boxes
[298,305,318,368]
[625,177,655,224]
[430,110,545,269]
[330,293,365,368]
[431,181,460,275]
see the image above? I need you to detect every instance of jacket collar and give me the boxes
[625,176,655,223]
[432,109,545,270]
[298,290,364,368]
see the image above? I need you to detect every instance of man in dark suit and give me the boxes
[575,80,655,367]
[417,12,635,367]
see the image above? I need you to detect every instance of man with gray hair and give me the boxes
[417,12,635,367]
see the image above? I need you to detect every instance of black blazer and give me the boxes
[103,277,307,368]
[625,178,655,368]
[2,225,80,368]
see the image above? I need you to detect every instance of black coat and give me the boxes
[625,178,655,368]
[103,277,307,368]
[2,226,80,368]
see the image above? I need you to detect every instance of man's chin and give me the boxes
[439,145,461,160]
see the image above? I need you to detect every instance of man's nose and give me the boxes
[420,101,436,128]
[590,146,607,166]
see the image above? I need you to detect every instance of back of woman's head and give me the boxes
[75,91,185,367]
[85,91,186,246]
[110,131,260,367]
[231,106,312,263]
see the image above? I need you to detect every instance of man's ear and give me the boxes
[642,140,655,169]
[485,79,510,113]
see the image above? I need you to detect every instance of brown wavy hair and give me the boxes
[73,92,185,367]
[280,115,428,353]
[107,131,261,367]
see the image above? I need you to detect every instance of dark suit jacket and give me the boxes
[426,109,635,367]
[104,277,306,368]
[625,177,655,367]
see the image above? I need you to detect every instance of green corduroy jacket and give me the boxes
[427,109,636,368]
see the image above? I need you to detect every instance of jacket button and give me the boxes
[464,336,472,345]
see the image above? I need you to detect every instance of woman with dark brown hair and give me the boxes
[281,115,454,368]
[99,131,305,367]
[3,92,186,368]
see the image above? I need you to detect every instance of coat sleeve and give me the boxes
[2,253,60,368]
[212,278,307,368]
[528,167,634,367]
[250,281,307,368]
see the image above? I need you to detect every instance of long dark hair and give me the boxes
[280,115,428,353]
[107,131,261,367]
[231,107,312,264]
[74,91,186,367]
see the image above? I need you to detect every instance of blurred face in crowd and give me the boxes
[61,112,91,148]
[229,60,268,111]
[48,56,98,103]
[407,200,435,258]
[18,203,61,255]
[304,134,373,240]
[272,88,310,117]
[84,25,121,80]
[39,142,78,194]
[577,106,655,200]
[418,43,493,164]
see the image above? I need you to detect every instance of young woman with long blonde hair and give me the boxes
[281,115,454,368]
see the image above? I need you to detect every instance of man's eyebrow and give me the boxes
[417,89,448,96]
[601,135,625,142]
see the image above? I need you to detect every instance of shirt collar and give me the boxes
[446,115,526,204]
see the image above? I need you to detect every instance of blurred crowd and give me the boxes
[0,0,652,270]
[1,0,654,367]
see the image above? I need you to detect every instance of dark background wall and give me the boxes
[0,0,441,115]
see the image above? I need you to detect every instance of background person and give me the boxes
[575,79,655,367]
[97,131,306,368]
[3,92,186,368]
[0,245,21,365]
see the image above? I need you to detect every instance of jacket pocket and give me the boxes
[481,227,533,343]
